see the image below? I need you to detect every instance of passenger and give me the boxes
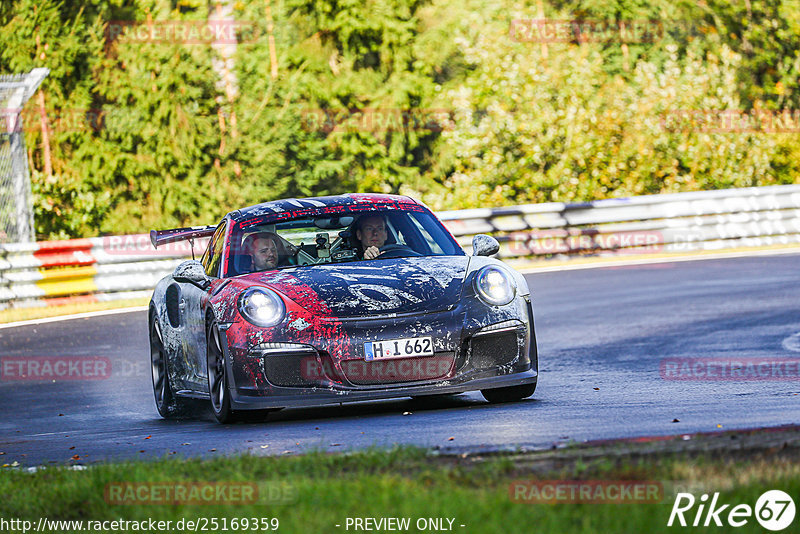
[243,231,288,270]
[355,214,387,260]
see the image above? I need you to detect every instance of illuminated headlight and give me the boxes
[238,287,285,327]
[474,266,516,306]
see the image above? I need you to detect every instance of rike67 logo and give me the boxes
[668,490,796,531]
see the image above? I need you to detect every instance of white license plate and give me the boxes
[364,336,434,361]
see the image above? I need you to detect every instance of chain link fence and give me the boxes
[0,68,48,243]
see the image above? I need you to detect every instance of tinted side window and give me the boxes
[203,222,227,277]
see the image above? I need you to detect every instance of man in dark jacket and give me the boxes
[355,215,387,260]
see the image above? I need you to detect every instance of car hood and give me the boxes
[245,256,469,318]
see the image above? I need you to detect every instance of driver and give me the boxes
[355,214,387,260]
[243,231,288,270]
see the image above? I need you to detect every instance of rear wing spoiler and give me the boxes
[150,225,217,249]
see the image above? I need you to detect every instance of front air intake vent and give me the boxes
[468,331,519,370]
[341,352,456,385]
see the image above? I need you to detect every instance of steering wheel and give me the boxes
[378,244,423,258]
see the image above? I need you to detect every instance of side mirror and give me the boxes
[173,260,211,289]
[472,234,500,257]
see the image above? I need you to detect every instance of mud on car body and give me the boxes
[148,193,538,423]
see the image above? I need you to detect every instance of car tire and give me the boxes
[480,382,537,403]
[207,319,239,424]
[150,313,186,418]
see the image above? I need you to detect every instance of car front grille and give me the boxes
[468,331,520,370]
[262,353,316,387]
[255,344,326,388]
[340,352,456,385]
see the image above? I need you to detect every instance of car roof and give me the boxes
[228,193,421,222]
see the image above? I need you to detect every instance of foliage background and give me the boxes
[1,0,798,239]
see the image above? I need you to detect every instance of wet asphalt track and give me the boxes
[1,253,799,466]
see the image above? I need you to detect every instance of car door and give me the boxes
[177,219,227,391]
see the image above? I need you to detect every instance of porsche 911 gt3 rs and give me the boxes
[148,193,538,423]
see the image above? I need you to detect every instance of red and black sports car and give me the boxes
[148,194,538,423]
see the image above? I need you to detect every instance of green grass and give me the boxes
[1,445,798,533]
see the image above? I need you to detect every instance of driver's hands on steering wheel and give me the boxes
[364,246,382,260]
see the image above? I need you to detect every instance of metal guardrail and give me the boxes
[438,183,800,257]
[0,235,209,308]
[1,184,799,309]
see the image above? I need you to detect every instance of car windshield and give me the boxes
[226,207,464,276]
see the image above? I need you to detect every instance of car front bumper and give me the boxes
[219,295,539,411]
[227,367,538,410]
